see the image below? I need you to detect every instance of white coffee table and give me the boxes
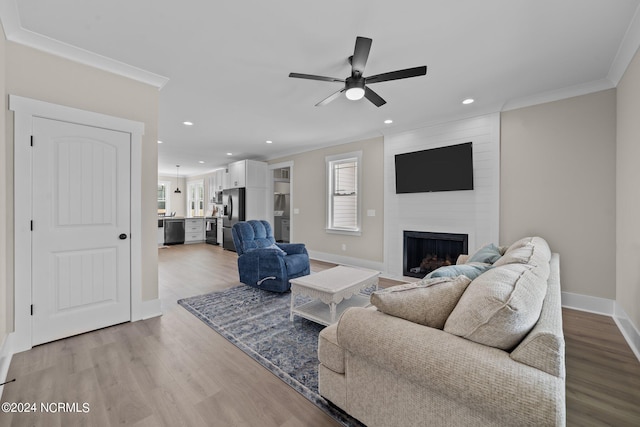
[289,265,379,326]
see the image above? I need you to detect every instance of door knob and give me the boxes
[119,233,128,240]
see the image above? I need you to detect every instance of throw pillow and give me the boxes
[493,236,551,270]
[370,275,472,329]
[425,262,492,281]
[467,243,503,264]
[264,243,286,256]
[443,263,548,351]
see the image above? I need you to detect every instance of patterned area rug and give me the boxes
[177,285,364,427]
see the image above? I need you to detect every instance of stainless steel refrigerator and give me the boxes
[222,187,245,251]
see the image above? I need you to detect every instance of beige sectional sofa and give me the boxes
[317,237,566,426]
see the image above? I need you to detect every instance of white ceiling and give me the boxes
[3,0,640,177]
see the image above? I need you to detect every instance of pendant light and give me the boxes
[174,165,182,194]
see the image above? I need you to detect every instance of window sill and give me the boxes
[325,228,361,237]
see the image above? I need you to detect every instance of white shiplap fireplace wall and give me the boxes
[383,113,501,279]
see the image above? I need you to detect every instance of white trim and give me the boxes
[268,161,294,241]
[0,1,169,89]
[502,79,615,112]
[562,291,640,363]
[325,228,362,237]
[129,119,145,323]
[613,302,640,363]
[561,291,615,316]
[9,95,146,351]
[0,333,15,399]
[608,3,640,85]
[140,298,163,320]
[186,178,205,217]
[157,180,172,215]
[326,151,362,234]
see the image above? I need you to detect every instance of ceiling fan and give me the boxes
[289,36,427,107]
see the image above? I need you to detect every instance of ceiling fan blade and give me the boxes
[365,66,427,84]
[315,88,347,107]
[351,37,372,76]
[289,73,344,83]
[364,86,386,107]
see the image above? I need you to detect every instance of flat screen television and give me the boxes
[395,142,473,193]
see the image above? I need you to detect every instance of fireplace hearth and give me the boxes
[403,231,468,278]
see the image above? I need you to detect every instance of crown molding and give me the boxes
[0,0,169,89]
[501,78,615,112]
[608,2,640,85]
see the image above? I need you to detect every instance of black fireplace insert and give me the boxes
[403,231,468,278]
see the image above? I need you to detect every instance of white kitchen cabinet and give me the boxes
[184,218,205,243]
[226,160,267,189]
[227,160,246,188]
[213,168,228,191]
[221,169,229,190]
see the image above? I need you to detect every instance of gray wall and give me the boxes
[616,48,640,331]
[501,89,617,299]
[269,136,385,264]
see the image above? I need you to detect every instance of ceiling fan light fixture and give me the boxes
[345,87,365,101]
[345,76,366,101]
[289,36,426,107]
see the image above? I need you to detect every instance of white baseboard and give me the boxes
[561,291,615,315]
[140,298,163,320]
[0,333,15,399]
[561,291,640,362]
[613,302,640,363]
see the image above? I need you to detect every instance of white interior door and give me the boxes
[31,117,131,346]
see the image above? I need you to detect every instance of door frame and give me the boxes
[268,161,294,242]
[10,95,145,352]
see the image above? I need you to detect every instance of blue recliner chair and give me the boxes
[231,220,310,292]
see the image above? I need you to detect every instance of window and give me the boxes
[157,181,171,215]
[326,151,362,234]
[187,180,205,217]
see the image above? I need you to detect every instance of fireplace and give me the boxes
[403,231,469,278]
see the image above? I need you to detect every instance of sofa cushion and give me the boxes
[493,237,551,281]
[510,253,565,378]
[466,243,503,264]
[444,263,548,350]
[425,262,493,281]
[370,276,472,329]
[494,237,550,266]
[318,324,344,374]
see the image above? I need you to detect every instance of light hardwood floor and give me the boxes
[1,243,639,426]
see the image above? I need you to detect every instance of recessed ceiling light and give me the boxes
[462,98,474,105]
[183,121,194,126]
[384,119,393,124]
[226,152,233,156]
[198,161,205,164]
[266,140,273,144]
[157,140,163,144]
